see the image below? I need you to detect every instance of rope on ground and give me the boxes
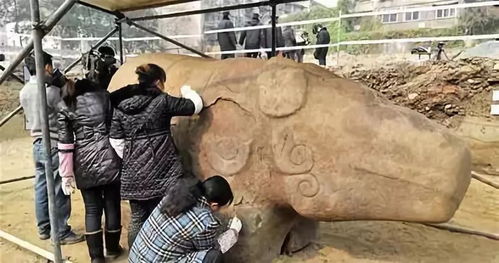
[471,171,499,189]
[424,223,499,241]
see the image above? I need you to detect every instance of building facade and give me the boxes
[201,0,309,48]
[354,0,462,31]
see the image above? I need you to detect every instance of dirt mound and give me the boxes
[345,57,499,127]
[0,81,23,115]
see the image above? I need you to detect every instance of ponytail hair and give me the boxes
[135,64,166,86]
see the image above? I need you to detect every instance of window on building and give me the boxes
[382,13,398,23]
[405,11,420,21]
[436,8,456,18]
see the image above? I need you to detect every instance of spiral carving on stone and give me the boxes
[298,173,320,198]
[272,127,314,174]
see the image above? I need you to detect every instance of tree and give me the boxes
[459,7,498,35]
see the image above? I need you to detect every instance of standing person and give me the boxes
[217,11,237,60]
[263,16,284,59]
[296,31,310,63]
[109,64,203,248]
[57,52,123,263]
[239,13,264,58]
[282,26,297,61]
[129,176,242,263]
[313,24,330,66]
[19,52,84,244]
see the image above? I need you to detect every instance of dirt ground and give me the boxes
[1,61,498,263]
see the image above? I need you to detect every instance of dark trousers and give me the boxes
[127,197,162,248]
[318,57,326,66]
[203,249,223,263]
[80,183,121,233]
[245,52,258,58]
[221,54,235,60]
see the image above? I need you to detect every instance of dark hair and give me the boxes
[25,52,53,76]
[135,64,166,86]
[61,79,98,109]
[98,46,115,57]
[199,176,234,206]
[160,176,233,217]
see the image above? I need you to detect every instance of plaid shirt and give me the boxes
[129,197,221,263]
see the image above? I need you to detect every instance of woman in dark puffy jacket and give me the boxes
[58,78,123,263]
[109,64,203,248]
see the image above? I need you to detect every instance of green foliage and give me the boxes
[459,7,499,35]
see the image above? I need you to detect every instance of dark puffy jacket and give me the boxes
[263,25,284,48]
[314,28,331,59]
[217,19,237,51]
[282,27,296,47]
[58,80,121,189]
[239,21,263,50]
[109,84,195,200]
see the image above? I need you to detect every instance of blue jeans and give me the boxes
[33,139,72,238]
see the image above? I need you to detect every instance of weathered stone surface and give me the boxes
[455,117,499,175]
[110,54,471,262]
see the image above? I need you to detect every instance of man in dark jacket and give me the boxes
[217,12,237,60]
[313,24,330,66]
[282,26,297,60]
[239,13,263,58]
[263,16,284,59]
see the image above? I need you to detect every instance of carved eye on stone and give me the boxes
[207,137,252,176]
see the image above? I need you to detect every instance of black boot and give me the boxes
[86,231,105,263]
[105,227,124,259]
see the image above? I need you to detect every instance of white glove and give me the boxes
[110,138,124,159]
[228,216,242,233]
[180,85,203,115]
[61,176,76,196]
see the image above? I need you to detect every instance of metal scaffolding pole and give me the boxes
[63,27,119,73]
[128,0,304,21]
[29,0,63,262]
[118,22,125,64]
[0,0,77,85]
[0,65,24,84]
[271,1,277,57]
[126,20,211,58]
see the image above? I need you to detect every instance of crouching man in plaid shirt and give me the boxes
[129,176,242,263]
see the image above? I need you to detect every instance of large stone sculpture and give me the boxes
[109,54,471,262]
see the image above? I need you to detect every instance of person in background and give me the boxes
[129,176,242,263]
[217,11,237,60]
[109,64,203,248]
[239,13,264,58]
[313,24,330,66]
[296,31,310,63]
[57,49,123,263]
[282,25,297,61]
[19,52,84,245]
[263,16,284,59]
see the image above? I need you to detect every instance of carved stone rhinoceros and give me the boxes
[109,54,471,262]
